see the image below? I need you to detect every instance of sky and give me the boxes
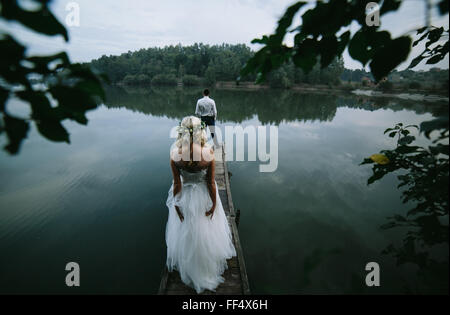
[1,0,449,70]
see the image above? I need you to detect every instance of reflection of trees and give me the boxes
[103,86,448,124]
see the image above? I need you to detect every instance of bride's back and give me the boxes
[171,143,214,172]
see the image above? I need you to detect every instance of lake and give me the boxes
[0,86,448,294]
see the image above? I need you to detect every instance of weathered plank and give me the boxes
[158,143,250,295]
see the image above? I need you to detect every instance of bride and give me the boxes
[165,116,236,293]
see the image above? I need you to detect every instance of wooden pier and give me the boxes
[158,143,250,295]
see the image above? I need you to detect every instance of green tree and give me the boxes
[151,74,177,86]
[268,67,292,89]
[123,74,137,85]
[241,0,449,83]
[177,64,185,79]
[204,65,217,87]
[90,43,255,86]
[182,74,202,86]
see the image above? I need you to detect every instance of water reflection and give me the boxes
[103,85,448,124]
[0,85,448,294]
[104,86,450,294]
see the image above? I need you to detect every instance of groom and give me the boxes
[195,89,219,146]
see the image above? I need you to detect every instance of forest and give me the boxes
[89,43,448,90]
[88,43,345,88]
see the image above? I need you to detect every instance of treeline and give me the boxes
[266,58,344,88]
[88,43,345,88]
[89,43,253,87]
[89,43,447,90]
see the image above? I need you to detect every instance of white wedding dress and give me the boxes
[165,168,236,293]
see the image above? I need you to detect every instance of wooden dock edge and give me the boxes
[158,266,169,295]
[222,143,236,217]
[222,143,251,295]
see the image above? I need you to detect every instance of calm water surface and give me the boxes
[0,87,448,294]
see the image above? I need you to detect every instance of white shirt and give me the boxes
[195,96,217,118]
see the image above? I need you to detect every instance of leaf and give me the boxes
[0,35,29,86]
[398,135,415,145]
[337,31,351,56]
[274,1,307,44]
[292,38,317,73]
[370,36,412,82]
[368,169,387,185]
[405,124,419,130]
[429,143,449,156]
[35,119,70,143]
[380,0,402,15]
[27,52,70,65]
[426,54,444,64]
[412,31,429,47]
[251,35,270,45]
[348,30,373,66]
[396,145,420,154]
[75,79,105,101]
[0,86,8,112]
[319,36,338,68]
[401,129,410,136]
[426,27,444,48]
[1,1,69,41]
[370,154,390,165]
[348,30,391,67]
[416,27,428,35]
[3,114,30,154]
[0,35,26,63]
[14,89,71,143]
[26,52,71,73]
[420,117,449,138]
[360,158,375,165]
[16,90,61,121]
[408,55,425,69]
[438,0,449,15]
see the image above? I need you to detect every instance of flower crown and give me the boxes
[177,121,206,134]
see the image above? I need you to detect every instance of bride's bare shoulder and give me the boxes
[170,147,182,162]
[202,145,215,162]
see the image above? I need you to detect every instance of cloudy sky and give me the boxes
[2,0,449,70]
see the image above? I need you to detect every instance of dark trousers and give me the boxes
[201,116,215,138]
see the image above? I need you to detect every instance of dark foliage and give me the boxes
[0,0,105,154]
[361,120,449,292]
[241,0,449,83]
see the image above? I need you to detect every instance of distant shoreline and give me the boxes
[351,89,449,103]
[213,81,449,102]
[115,81,449,103]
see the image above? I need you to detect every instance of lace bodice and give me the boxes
[180,168,208,184]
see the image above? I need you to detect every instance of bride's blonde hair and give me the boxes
[175,116,208,149]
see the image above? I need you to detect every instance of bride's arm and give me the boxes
[170,159,184,222]
[206,159,216,218]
